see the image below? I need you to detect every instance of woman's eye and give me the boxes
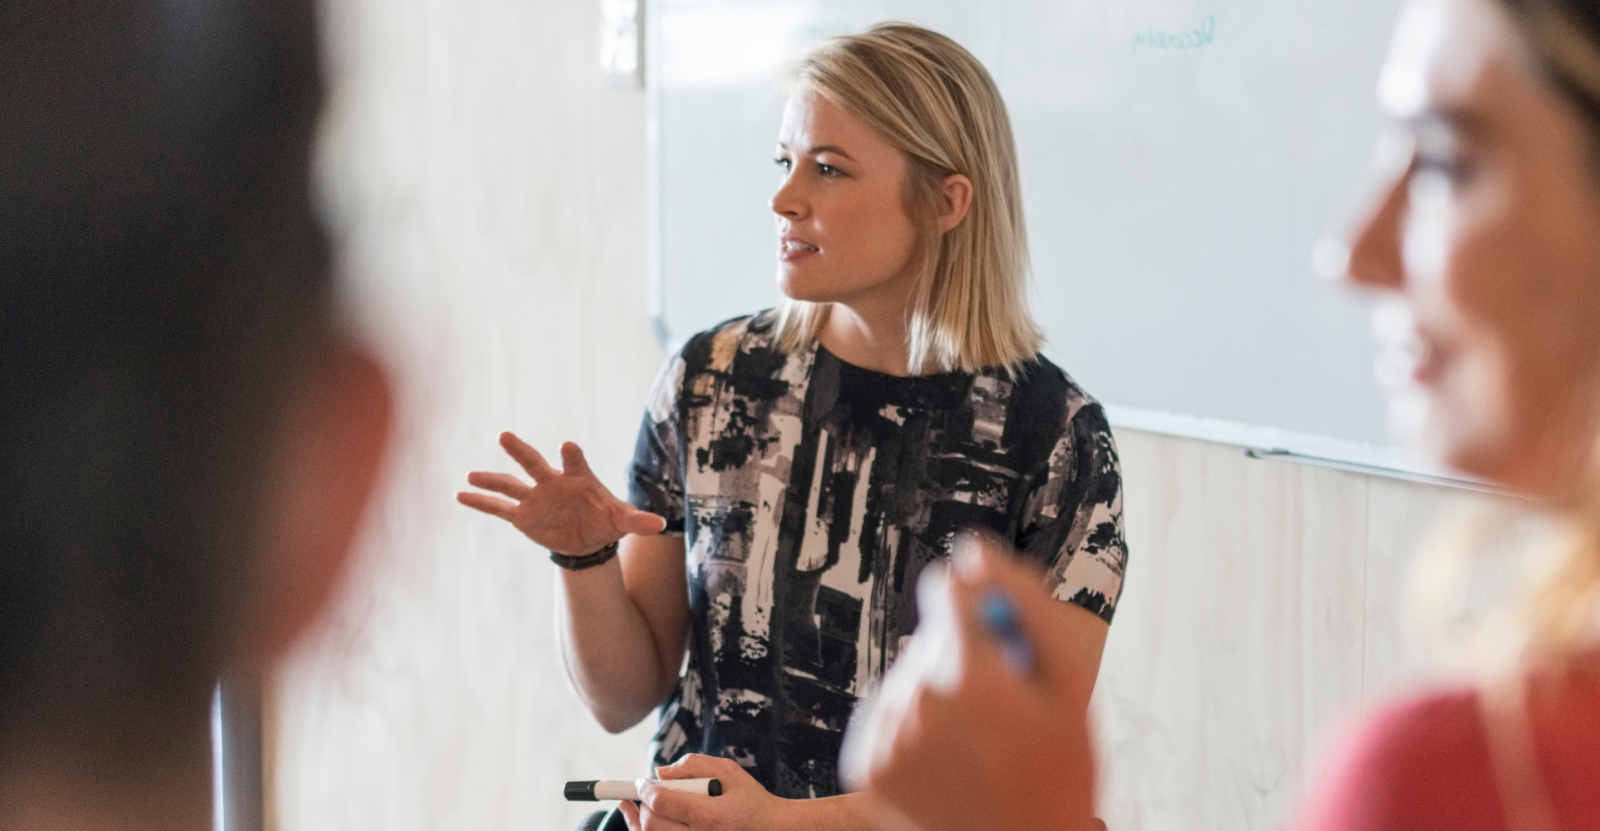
[774,157,792,172]
[1408,124,1474,186]
[817,163,842,178]
[1410,153,1472,186]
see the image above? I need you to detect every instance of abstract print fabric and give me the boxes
[627,313,1126,799]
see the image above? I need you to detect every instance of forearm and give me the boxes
[457,434,685,730]
[771,792,885,831]
[556,558,678,731]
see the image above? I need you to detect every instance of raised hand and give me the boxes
[457,432,666,556]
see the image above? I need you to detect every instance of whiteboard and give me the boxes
[646,0,1462,480]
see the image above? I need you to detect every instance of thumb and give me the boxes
[626,509,668,536]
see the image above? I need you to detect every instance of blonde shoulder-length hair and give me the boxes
[767,22,1044,377]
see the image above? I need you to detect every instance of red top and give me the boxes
[1297,673,1600,831]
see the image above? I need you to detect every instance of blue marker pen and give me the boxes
[979,590,1034,675]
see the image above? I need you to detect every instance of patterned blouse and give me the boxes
[627,313,1127,798]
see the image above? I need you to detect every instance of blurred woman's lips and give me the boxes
[1377,333,1442,389]
[1410,332,1443,383]
[779,234,820,262]
[1372,299,1443,389]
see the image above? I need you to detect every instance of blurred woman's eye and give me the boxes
[817,163,842,178]
[1410,151,1473,184]
[1409,123,1476,186]
[774,157,792,172]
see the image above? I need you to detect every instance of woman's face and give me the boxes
[772,86,923,310]
[1347,0,1600,499]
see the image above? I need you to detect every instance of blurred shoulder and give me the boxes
[1297,688,1501,831]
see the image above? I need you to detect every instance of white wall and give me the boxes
[272,0,663,829]
[1097,432,1502,830]
[269,1,1510,829]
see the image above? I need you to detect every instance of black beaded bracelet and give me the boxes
[549,540,620,571]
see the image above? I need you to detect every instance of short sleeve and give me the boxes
[627,353,687,535]
[1017,401,1127,622]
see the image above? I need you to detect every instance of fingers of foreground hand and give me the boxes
[838,654,918,790]
[856,536,1102,831]
[454,491,516,520]
[499,432,557,482]
[862,684,990,831]
[962,538,1101,823]
[952,532,1077,687]
[951,530,1047,597]
[842,569,965,790]
[946,577,1023,685]
[463,471,530,500]
[848,574,1002,821]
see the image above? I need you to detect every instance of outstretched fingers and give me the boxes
[559,441,593,478]
[499,432,558,482]
[464,471,531,500]
[455,491,517,520]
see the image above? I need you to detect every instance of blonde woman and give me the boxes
[845,0,1600,829]
[459,22,1127,831]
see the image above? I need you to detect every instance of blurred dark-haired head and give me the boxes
[0,0,329,773]
[1498,0,1600,151]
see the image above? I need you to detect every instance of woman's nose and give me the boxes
[1344,172,1408,292]
[770,170,807,220]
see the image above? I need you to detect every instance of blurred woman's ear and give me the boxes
[936,173,974,234]
[249,337,395,664]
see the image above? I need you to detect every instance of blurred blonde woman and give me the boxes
[844,0,1600,829]
[459,23,1128,831]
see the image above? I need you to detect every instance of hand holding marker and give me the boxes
[841,534,1103,831]
[564,778,722,801]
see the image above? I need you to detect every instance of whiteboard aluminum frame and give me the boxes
[1105,405,1502,493]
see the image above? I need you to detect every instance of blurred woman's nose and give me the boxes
[1345,173,1408,292]
[770,168,807,221]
